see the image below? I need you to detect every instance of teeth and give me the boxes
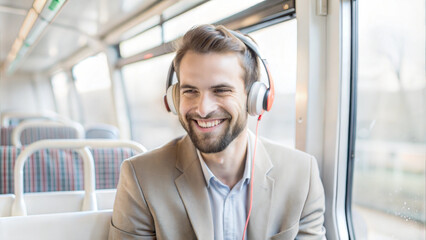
[197,120,222,128]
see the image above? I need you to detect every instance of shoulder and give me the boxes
[258,137,319,183]
[259,138,323,202]
[260,137,313,165]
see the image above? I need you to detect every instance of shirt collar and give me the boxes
[197,133,252,189]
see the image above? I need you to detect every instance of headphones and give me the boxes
[164,30,275,116]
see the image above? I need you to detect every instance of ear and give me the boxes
[165,83,179,115]
[172,83,180,114]
[247,82,267,116]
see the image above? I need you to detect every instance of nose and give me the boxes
[196,92,216,118]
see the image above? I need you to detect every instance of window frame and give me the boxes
[295,0,354,239]
[346,0,358,239]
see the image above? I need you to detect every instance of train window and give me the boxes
[247,19,297,147]
[121,53,185,150]
[119,26,162,58]
[73,53,111,92]
[351,0,425,239]
[163,0,264,42]
[72,52,116,125]
[51,71,70,117]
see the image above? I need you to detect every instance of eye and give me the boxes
[182,89,198,95]
[214,88,232,94]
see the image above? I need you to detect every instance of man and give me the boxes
[109,24,326,240]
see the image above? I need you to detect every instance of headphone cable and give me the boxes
[242,114,262,240]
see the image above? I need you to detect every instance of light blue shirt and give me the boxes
[197,138,252,240]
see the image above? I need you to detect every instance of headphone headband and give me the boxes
[228,30,275,111]
[166,63,175,91]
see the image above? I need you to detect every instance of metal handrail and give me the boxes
[11,120,86,147]
[1,111,69,127]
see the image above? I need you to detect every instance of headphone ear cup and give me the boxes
[165,83,179,115]
[247,82,267,116]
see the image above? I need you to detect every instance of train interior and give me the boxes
[0,0,424,239]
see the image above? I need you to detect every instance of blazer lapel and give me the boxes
[247,131,274,239]
[174,136,214,240]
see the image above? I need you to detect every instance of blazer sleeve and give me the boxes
[297,157,327,240]
[108,160,156,240]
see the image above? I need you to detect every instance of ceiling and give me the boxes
[0,0,203,74]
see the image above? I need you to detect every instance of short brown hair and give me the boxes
[173,24,259,92]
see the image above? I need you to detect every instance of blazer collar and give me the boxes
[174,132,275,240]
[174,136,214,240]
[247,130,275,239]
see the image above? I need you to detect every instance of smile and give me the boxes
[196,119,224,128]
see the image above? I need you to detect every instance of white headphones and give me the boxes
[163,30,275,116]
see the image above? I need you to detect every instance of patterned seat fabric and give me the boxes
[0,127,14,146]
[20,127,81,146]
[0,146,137,194]
[1,126,80,146]
[91,148,135,189]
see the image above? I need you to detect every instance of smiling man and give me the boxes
[109,24,326,240]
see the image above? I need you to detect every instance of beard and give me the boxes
[179,110,247,153]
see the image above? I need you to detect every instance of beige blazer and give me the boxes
[109,132,326,240]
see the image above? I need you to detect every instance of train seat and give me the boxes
[0,146,137,194]
[85,124,120,139]
[0,189,115,217]
[0,209,112,240]
[1,120,86,147]
[0,139,146,217]
[0,126,14,146]
[12,120,85,147]
[0,194,14,217]
[0,110,70,127]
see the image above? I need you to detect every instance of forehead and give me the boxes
[179,51,244,88]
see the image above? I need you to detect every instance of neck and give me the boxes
[200,128,248,189]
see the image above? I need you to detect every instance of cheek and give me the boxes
[178,99,190,115]
[235,94,248,112]
[225,96,247,116]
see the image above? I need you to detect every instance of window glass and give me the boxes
[51,71,70,117]
[352,0,425,239]
[248,20,297,147]
[163,0,264,42]
[73,53,111,93]
[72,52,116,126]
[119,26,162,58]
[121,53,186,149]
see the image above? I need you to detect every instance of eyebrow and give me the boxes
[180,84,197,89]
[179,83,235,90]
[210,84,234,89]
